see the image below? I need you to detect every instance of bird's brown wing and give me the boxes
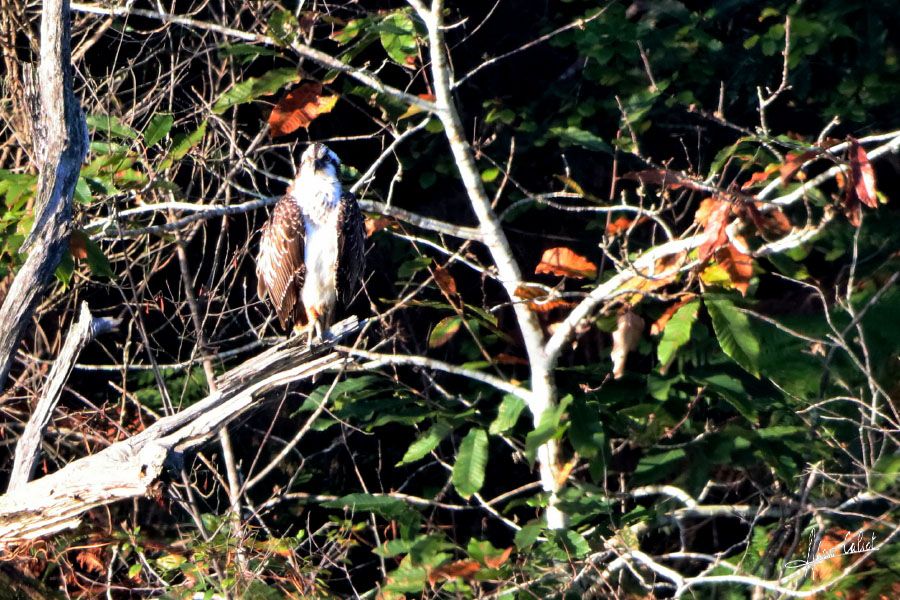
[335,192,366,306]
[257,197,307,330]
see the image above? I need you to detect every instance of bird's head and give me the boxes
[299,143,341,180]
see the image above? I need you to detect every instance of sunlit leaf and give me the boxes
[143,113,174,147]
[452,428,488,499]
[428,315,461,348]
[268,82,339,137]
[86,114,138,140]
[398,421,453,465]
[212,67,301,114]
[379,12,418,67]
[489,394,526,434]
[427,560,481,584]
[705,296,760,377]
[535,247,597,279]
[656,299,699,372]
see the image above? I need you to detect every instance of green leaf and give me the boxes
[143,114,174,147]
[514,521,543,550]
[428,315,461,348]
[398,421,453,465]
[525,395,572,463]
[452,428,488,499]
[379,12,418,67]
[86,114,138,140]
[705,297,761,377]
[85,238,114,278]
[489,394,526,434]
[55,252,74,287]
[218,43,280,64]
[161,121,208,168]
[268,10,299,46]
[127,563,142,578]
[632,448,686,485]
[550,126,613,153]
[211,67,301,114]
[657,299,700,371]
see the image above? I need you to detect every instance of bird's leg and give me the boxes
[306,305,322,347]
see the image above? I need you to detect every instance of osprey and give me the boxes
[256,143,365,344]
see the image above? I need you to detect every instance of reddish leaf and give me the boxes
[605,215,648,236]
[841,139,879,227]
[483,546,513,569]
[69,230,89,259]
[696,198,731,262]
[779,150,817,184]
[428,560,481,584]
[716,241,753,296]
[740,164,779,190]
[513,284,575,313]
[397,93,438,120]
[535,247,597,279]
[850,139,878,209]
[268,82,339,137]
[495,353,528,365]
[432,265,458,297]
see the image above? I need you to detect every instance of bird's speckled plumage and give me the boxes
[256,143,365,340]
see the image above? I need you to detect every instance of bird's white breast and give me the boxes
[291,176,342,315]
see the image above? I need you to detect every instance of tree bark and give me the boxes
[0,0,88,390]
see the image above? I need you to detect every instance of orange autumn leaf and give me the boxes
[513,284,575,313]
[483,546,513,569]
[268,82,339,137]
[605,215,648,236]
[428,560,481,584]
[696,198,732,262]
[740,163,779,190]
[535,247,597,279]
[716,241,753,296]
[365,215,394,237]
[76,549,105,574]
[779,150,817,184]
[850,139,878,209]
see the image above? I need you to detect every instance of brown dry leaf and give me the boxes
[611,310,644,379]
[365,215,393,237]
[651,294,697,335]
[514,284,544,300]
[268,82,339,137]
[483,546,513,569]
[716,241,753,296]
[535,247,597,279]
[428,560,481,585]
[432,265,458,297]
[555,456,579,487]
[69,230,89,260]
[495,353,528,365]
[696,198,732,262]
[76,549,105,574]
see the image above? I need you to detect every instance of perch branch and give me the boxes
[0,317,362,546]
[7,302,119,492]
